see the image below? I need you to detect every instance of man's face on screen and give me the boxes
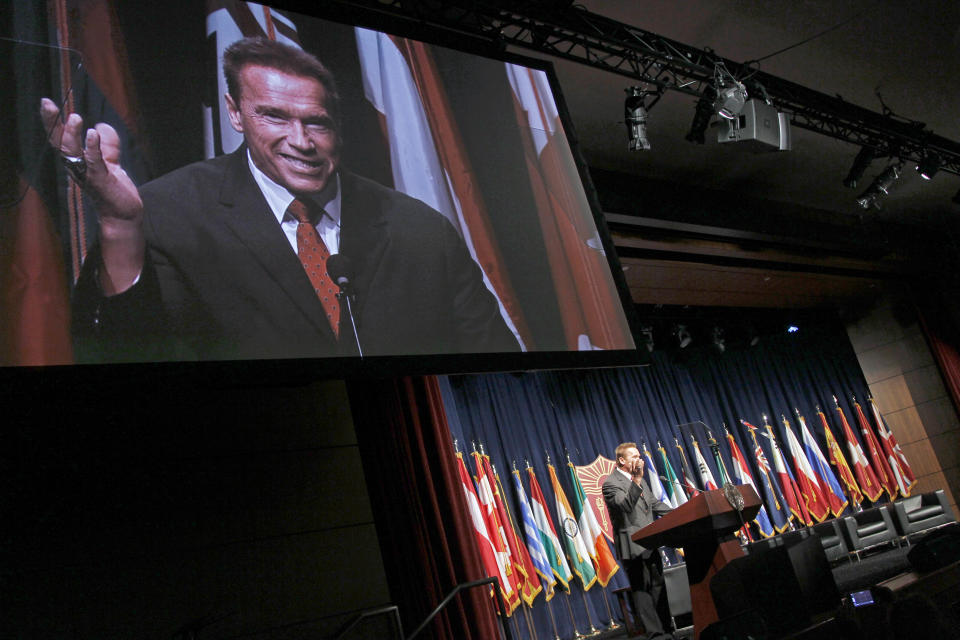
[226,65,340,195]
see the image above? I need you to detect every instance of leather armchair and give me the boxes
[840,505,900,558]
[892,490,957,542]
[812,518,850,563]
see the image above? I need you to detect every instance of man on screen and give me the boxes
[602,442,675,639]
[41,37,519,362]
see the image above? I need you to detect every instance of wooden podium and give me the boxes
[632,486,761,640]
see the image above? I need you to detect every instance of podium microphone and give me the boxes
[326,254,362,357]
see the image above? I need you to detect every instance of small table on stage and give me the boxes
[632,486,761,640]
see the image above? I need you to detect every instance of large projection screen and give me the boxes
[1,0,641,376]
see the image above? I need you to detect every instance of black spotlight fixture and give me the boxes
[640,325,655,352]
[916,151,941,180]
[624,87,651,151]
[686,91,716,144]
[856,161,902,209]
[843,146,875,188]
[712,326,726,353]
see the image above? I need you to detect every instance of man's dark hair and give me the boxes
[223,37,341,128]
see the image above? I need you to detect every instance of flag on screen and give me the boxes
[658,443,687,507]
[675,438,701,499]
[504,63,633,350]
[355,28,527,348]
[568,462,619,587]
[742,420,792,533]
[726,428,773,538]
[642,443,674,508]
[527,466,572,591]
[548,464,597,590]
[869,397,916,496]
[692,437,719,491]
[512,468,558,601]
[488,457,541,608]
[456,453,505,598]
[782,415,829,522]
[763,418,811,526]
[798,411,849,517]
[835,402,883,502]
[819,408,864,507]
[472,452,521,613]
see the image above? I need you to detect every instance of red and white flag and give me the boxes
[456,453,505,597]
[472,452,521,614]
[782,416,829,522]
[835,403,883,502]
[869,397,916,496]
[854,400,898,499]
[692,439,719,491]
[764,420,811,526]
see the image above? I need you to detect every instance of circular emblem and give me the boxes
[562,517,579,538]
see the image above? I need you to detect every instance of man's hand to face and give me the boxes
[224,65,340,196]
[620,446,645,482]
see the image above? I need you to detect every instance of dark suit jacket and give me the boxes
[72,147,520,362]
[601,469,672,562]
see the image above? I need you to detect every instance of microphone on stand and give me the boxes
[326,254,362,357]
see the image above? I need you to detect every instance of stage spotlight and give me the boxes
[856,162,902,209]
[673,324,692,349]
[686,93,715,144]
[712,326,726,353]
[787,325,799,333]
[625,87,651,151]
[843,147,875,188]
[916,152,941,180]
[640,325,655,352]
[714,80,747,120]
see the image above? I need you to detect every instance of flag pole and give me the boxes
[601,587,620,630]
[563,590,585,639]
[522,603,538,640]
[578,587,601,636]
[510,613,521,640]
[545,597,561,640]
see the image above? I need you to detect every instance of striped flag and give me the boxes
[692,437,719,491]
[548,464,597,590]
[512,468,558,601]
[854,400,898,499]
[835,403,883,502]
[658,443,687,507]
[472,452,521,614]
[489,459,541,608]
[870,397,916,496]
[456,453,506,598]
[782,415,830,522]
[675,438,701,498]
[726,428,774,538]
[763,418,811,526]
[567,462,619,587]
[798,412,849,517]
[818,408,864,507]
[643,443,674,508]
[742,420,792,533]
[527,466,572,592]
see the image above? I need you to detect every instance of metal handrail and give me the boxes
[331,604,404,640]
[406,577,514,640]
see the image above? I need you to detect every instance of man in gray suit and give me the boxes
[602,442,674,639]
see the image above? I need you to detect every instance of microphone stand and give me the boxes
[337,289,363,357]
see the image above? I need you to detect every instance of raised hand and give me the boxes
[40,98,145,293]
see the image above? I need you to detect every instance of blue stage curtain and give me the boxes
[439,320,875,637]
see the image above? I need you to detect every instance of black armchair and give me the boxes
[812,518,850,563]
[892,489,957,543]
[840,505,900,558]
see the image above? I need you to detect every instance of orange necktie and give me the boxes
[287,198,339,337]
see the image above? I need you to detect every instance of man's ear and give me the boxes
[225,93,244,133]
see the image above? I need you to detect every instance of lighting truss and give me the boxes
[328,0,960,176]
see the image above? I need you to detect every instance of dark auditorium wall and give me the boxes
[2,375,390,639]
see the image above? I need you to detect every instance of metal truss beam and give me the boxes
[328,0,960,177]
